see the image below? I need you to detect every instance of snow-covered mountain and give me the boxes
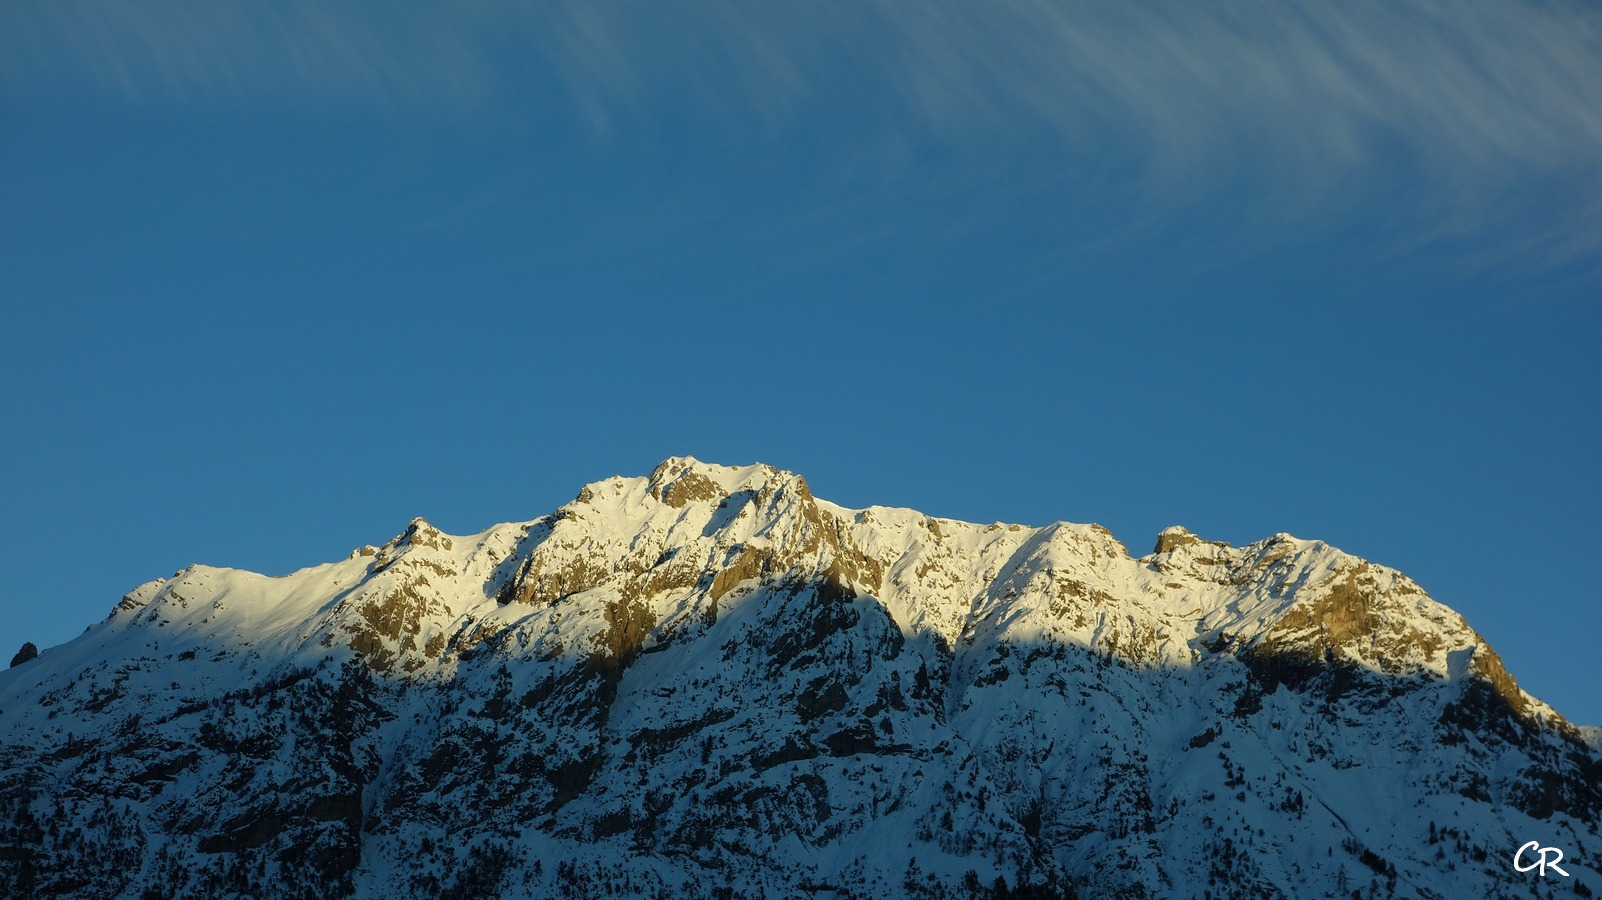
[2,458,1597,898]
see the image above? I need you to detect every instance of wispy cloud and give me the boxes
[5,1,1600,266]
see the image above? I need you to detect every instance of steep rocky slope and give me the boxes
[1,458,1597,898]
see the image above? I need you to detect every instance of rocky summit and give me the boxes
[1,458,1597,898]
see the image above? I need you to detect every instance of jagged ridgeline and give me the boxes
[1,458,1598,898]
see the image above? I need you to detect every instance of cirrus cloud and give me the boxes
[4,1,1600,267]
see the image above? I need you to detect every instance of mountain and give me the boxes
[1,457,1597,898]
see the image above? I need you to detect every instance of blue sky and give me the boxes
[3,2,1599,724]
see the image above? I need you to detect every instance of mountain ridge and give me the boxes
[2,456,1597,897]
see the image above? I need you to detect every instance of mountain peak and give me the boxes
[398,516,451,550]
[645,456,785,495]
[3,459,1597,898]
[1152,524,1215,554]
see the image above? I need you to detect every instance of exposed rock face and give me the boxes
[1153,524,1204,554]
[7,642,35,668]
[0,457,1596,898]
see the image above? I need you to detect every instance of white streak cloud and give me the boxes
[5,1,1600,267]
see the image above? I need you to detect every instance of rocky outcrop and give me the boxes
[7,643,35,668]
[1153,525,1205,554]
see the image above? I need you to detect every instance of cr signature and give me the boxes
[1513,841,1569,878]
